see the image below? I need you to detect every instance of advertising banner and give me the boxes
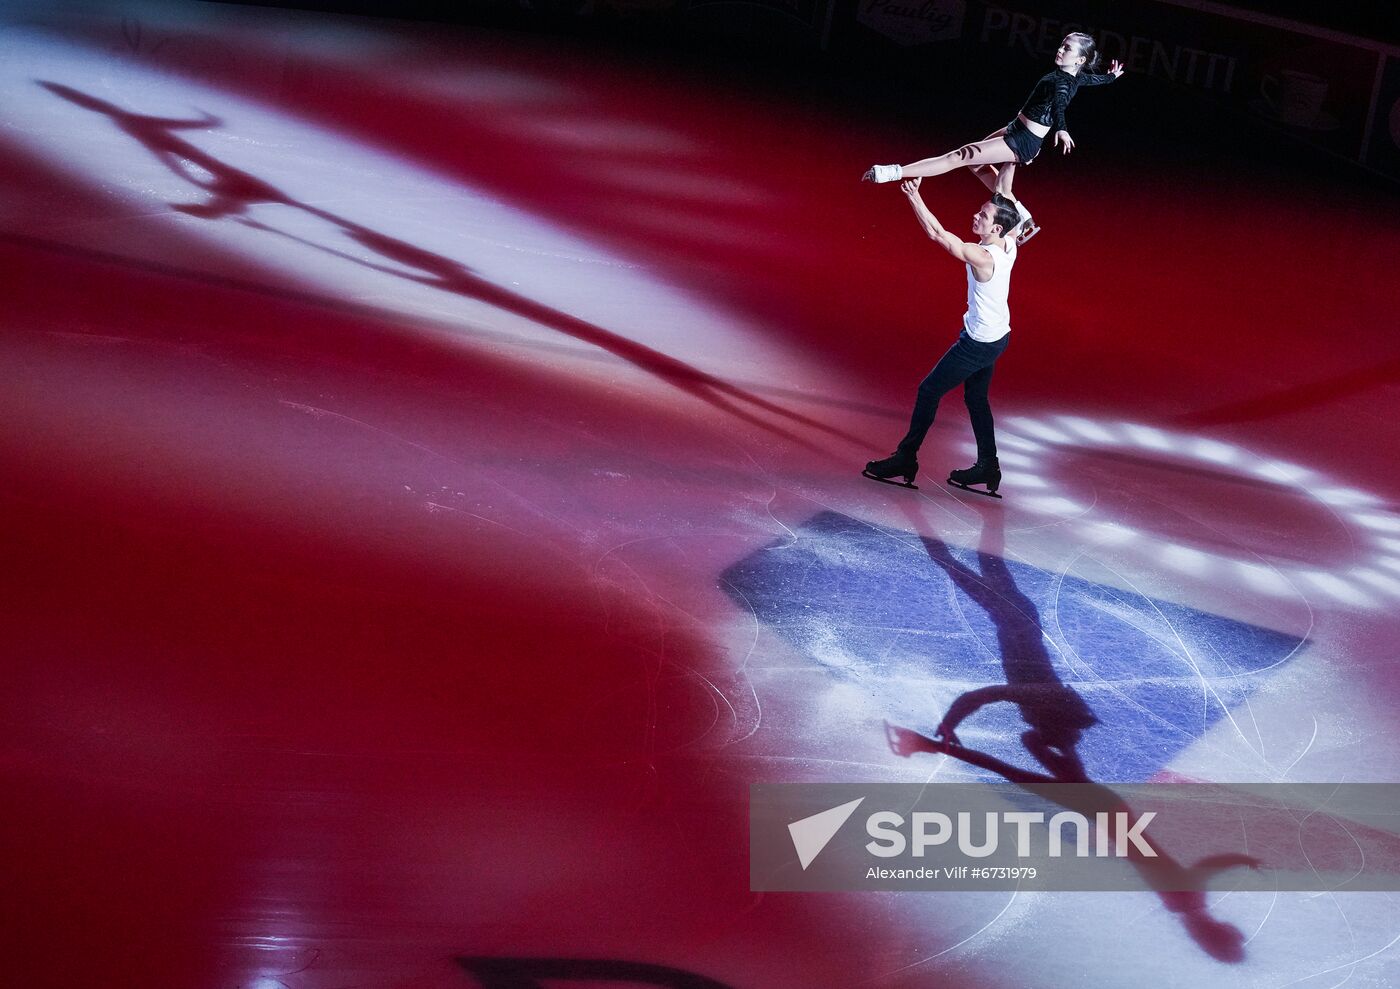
[1364,55,1400,176]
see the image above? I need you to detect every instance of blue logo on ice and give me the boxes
[721,512,1305,781]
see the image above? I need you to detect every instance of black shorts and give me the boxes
[1002,117,1043,165]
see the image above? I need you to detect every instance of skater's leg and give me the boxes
[969,159,1033,238]
[990,163,1041,243]
[895,337,985,457]
[951,362,1004,493]
[962,362,1000,463]
[969,129,1007,193]
[995,162,1017,199]
[960,142,1036,242]
[901,138,1017,179]
[969,163,1000,194]
[867,139,1017,182]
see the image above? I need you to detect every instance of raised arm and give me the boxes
[1078,59,1125,86]
[900,179,994,278]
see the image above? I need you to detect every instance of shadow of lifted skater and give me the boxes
[886,504,1261,963]
[37,82,290,219]
[38,80,863,449]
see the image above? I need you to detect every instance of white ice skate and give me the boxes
[861,163,903,183]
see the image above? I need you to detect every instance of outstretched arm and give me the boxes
[1078,59,1125,86]
[900,179,994,278]
[936,685,1017,745]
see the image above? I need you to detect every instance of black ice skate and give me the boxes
[863,452,919,489]
[947,459,1003,498]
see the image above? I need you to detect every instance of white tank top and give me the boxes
[963,239,1015,342]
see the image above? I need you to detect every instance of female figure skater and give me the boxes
[863,33,1124,243]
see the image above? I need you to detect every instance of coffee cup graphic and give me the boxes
[1259,70,1332,129]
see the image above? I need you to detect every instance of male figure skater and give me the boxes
[863,179,1021,496]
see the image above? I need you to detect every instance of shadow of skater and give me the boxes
[38,80,862,449]
[886,503,1260,962]
[917,514,1098,778]
[38,82,291,219]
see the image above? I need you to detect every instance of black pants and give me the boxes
[896,330,1008,461]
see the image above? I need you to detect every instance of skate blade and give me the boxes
[884,720,917,758]
[1015,222,1041,246]
[885,721,956,758]
[863,469,918,489]
[947,479,1003,499]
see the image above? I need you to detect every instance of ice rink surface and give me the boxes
[4,2,1400,987]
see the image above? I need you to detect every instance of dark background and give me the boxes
[201,0,1400,189]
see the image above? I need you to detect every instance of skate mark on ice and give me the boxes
[1050,548,1305,776]
[1050,571,1239,767]
[852,891,1024,984]
[1279,717,1320,780]
[589,535,757,747]
[717,576,765,744]
[276,399,585,539]
[1272,911,1400,987]
[423,501,533,540]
